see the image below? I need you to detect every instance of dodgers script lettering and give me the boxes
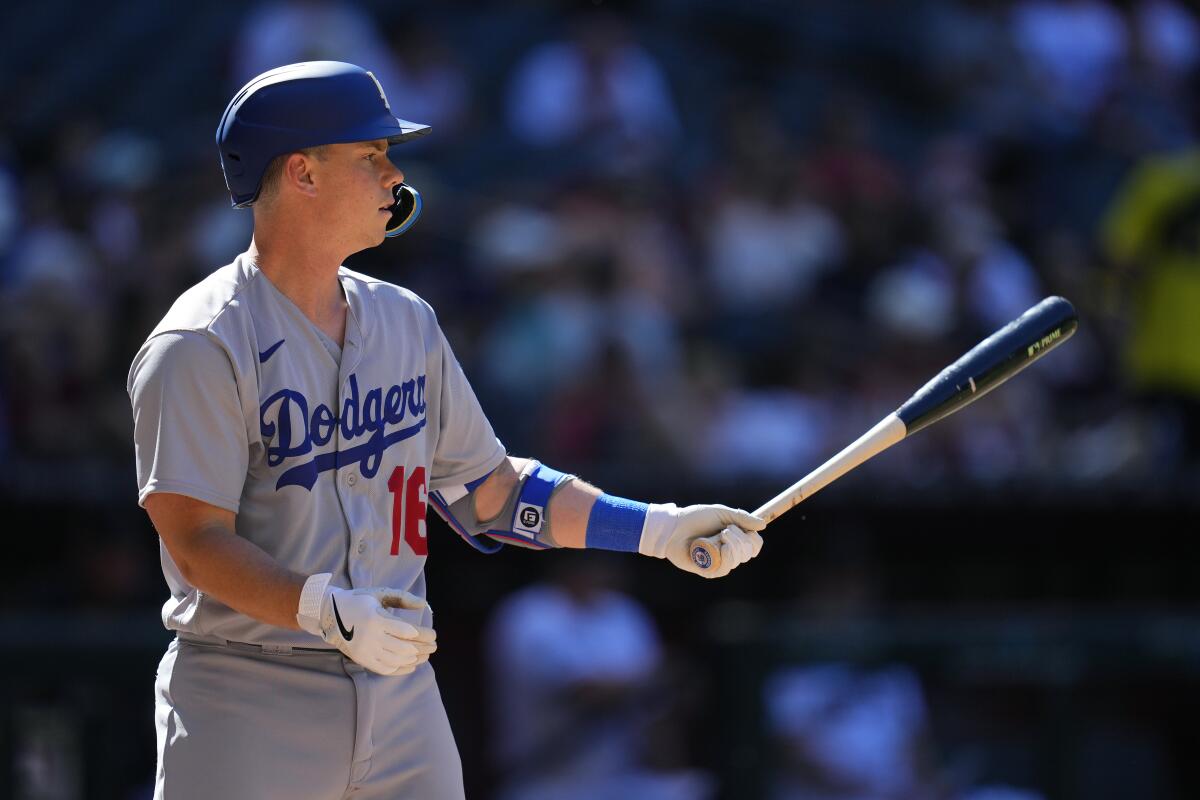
[259,373,428,490]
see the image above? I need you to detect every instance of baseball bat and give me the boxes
[689,296,1078,574]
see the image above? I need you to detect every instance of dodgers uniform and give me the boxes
[129,251,504,798]
[127,58,767,800]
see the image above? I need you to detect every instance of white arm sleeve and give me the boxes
[127,331,249,511]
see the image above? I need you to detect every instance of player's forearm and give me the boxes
[167,522,306,630]
[474,456,600,548]
[467,456,761,575]
[546,478,602,548]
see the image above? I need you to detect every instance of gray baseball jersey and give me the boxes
[128,250,506,647]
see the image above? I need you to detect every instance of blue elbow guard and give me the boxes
[428,461,573,552]
[494,462,572,549]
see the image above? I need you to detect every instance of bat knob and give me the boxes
[690,542,713,570]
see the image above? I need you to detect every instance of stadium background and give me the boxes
[2,0,1199,798]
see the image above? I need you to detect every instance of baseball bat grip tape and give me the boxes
[688,414,908,574]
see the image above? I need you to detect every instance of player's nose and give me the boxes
[384,163,405,189]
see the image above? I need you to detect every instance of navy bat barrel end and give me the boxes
[895,296,1078,435]
[1032,295,1077,327]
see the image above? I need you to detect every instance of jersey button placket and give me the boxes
[337,316,371,588]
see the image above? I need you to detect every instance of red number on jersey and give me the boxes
[388,466,428,556]
[404,466,428,556]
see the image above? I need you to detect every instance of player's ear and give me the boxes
[285,152,319,199]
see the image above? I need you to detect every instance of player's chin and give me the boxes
[364,217,389,246]
[348,227,388,255]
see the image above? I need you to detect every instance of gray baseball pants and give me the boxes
[153,635,466,799]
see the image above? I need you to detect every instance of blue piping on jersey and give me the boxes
[465,469,495,494]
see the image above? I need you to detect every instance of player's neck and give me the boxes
[248,236,348,344]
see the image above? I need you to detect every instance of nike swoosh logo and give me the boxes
[331,595,354,641]
[259,338,286,363]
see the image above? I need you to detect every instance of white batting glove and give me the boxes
[640,504,765,578]
[296,573,437,676]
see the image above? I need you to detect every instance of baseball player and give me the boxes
[128,61,765,799]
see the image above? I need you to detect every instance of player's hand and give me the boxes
[297,574,437,675]
[640,504,765,578]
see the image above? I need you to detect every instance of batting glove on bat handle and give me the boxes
[297,574,437,676]
[642,504,765,578]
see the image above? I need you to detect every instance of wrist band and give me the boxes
[585,494,648,552]
[297,572,332,636]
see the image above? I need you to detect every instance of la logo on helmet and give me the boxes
[366,71,391,112]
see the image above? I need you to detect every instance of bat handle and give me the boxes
[685,498,794,573]
[687,502,784,575]
[689,536,723,574]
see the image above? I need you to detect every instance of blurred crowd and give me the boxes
[2,1,1200,798]
[2,0,1198,506]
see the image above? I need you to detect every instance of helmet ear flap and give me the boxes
[223,150,245,176]
[385,183,422,238]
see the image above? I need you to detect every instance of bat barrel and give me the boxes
[896,296,1077,435]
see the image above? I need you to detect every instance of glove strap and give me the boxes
[585,494,649,552]
[297,572,333,637]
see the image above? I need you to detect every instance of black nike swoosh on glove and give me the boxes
[331,595,354,641]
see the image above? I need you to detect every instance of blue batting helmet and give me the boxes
[216,61,430,212]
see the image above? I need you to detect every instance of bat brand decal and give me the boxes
[1026,328,1062,358]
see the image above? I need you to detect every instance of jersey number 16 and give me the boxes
[387,466,427,556]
